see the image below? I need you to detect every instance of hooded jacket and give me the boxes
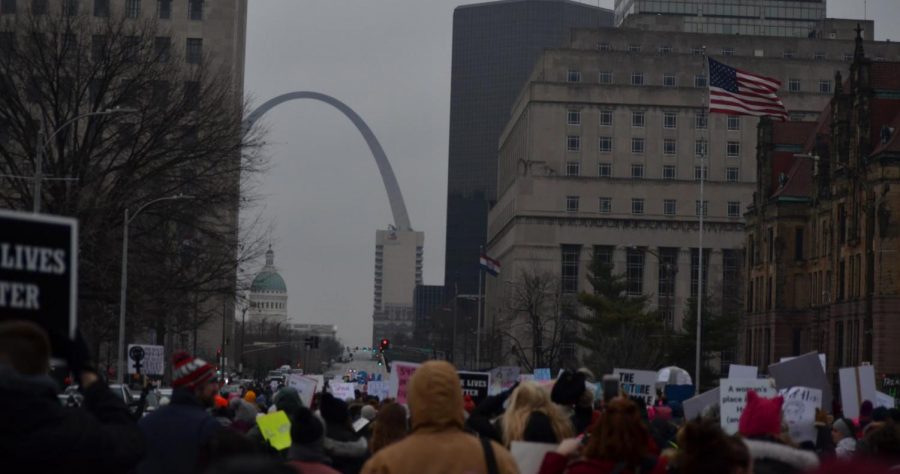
[361,361,518,474]
[743,438,820,474]
[0,365,145,474]
[137,387,221,474]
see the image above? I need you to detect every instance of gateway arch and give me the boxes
[243,91,412,231]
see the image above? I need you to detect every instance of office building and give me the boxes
[372,227,424,346]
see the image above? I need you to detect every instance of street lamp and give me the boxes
[33,107,138,213]
[117,194,194,384]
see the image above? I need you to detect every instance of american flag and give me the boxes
[708,57,788,121]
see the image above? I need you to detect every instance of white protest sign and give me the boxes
[683,387,719,420]
[780,387,822,444]
[728,364,758,380]
[286,374,318,408]
[839,365,877,419]
[876,391,896,409]
[332,382,356,401]
[308,375,325,393]
[367,381,391,400]
[613,368,657,406]
[510,441,558,474]
[719,378,777,434]
[518,374,535,383]
[780,354,827,373]
[127,344,165,375]
[489,366,521,396]
[769,352,831,412]
[390,361,422,405]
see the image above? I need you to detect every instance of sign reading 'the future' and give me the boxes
[0,210,78,339]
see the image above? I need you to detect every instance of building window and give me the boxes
[814,52,825,60]
[566,161,581,177]
[566,196,579,212]
[154,36,170,63]
[598,162,611,177]
[598,42,611,52]
[690,248,710,298]
[63,0,77,16]
[561,245,581,293]
[567,135,580,152]
[125,0,140,18]
[727,141,740,157]
[663,139,676,155]
[631,137,644,154]
[567,69,581,83]
[695,111,708,129]
[599,110,613,126]
[631,198,644,215]
[186,38,202,64]
[188,0,202,20]
[694,166,708,181]
[819,80,832,94]
[93,0,108,17]
[598,136,612,153]
[598,197,611,214]
[663,74,676,87]
[664,199,676,216]
[91,34,107,62]
[593,245,613,265]
[663,112,677,129]
[631,72,644,86]
[695,200,709,217]
[726,167,739,182]
[663,165,676,180]
[157,0,170,19]
[788,79,801,92]
[632,111,644,127]
[658,45,672,54]
[721,47,736,56]
[795,227,805,261]
[31,0,47,15]
[567,109,581,125]
[695,140,707,156]
[599,71,613,84]
[842,53,853,62]
[631,163,644,178]
[691,46,703,55]
[783,49,796,59]
[626,249,644,296]
[727,201,740,217]
[627,43,641,53]
[694,74,707,88]
[727,116,740,130]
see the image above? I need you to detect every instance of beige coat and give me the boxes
[361,361,519,474]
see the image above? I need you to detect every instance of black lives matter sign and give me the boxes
[0,210,78,339]
[458,371,491,405]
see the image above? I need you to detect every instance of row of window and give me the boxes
[251,301,284,310]
[565,161,739,182]
[567,109,741,131]
[568,69,834,94]
[568,135,740,157]
[564,196,741,217]
[0,0,204,20]
[88,34,203,64]
[595,40,863,63]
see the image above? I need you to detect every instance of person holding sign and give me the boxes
[737,391,819,474]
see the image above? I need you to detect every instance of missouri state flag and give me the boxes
[708,57,788,121]
[479,253,501,277]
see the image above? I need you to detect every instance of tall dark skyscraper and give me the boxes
[445,0,613,293]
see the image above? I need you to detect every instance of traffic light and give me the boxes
[379,338,390,350]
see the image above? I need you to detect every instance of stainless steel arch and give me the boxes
[243,91,412,231]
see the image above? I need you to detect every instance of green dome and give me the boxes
[251,271,286,292]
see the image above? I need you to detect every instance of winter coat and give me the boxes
[743,437,820,474]
[538,452,668,474]
[361,361,518,474]
[324,420,369,474]
[289,444,341,474]
[137,387,221,474]
[0,365,145,474]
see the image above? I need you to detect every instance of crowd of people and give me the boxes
[3,320,900,473]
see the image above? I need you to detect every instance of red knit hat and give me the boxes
[172,351,216,389]
[738,390,784,437]
[214,395,228,409]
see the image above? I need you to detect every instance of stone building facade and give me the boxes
[744,33,900,386]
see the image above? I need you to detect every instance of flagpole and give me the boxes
[476,248,484,370]
[696,47,708,392]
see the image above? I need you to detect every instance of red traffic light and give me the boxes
[379,338,390,350]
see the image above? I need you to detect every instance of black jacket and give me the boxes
[0,365,146,474]
[137,388,221,474]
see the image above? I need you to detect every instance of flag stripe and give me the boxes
[708,57,787,121]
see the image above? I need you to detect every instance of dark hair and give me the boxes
[676,419,750,473]
[290,406,324,445]
[583,398,650,465]
[0,320,51,375]
[864,421,900,461]
[370,402,408,454]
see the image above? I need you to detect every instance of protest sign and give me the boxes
[768,352,831,412]
[256,410,292,450]
[489,366,520,395]
[780,387,822,444]
[458,371,491,405]
[308,375,325,393]
[613,368,657,406]
[0,210,78,341]
[683,387,719,420]
[533,368,551,381]
[391,361,421,405]
[839,365,877,419]
[332,382,356,401]
[519,374,535,383]
[367,381,390,400]
[127,344,164,375]
[779,353,827,373]
[882,374,900,398]
[510,441,558,474]
[719,378,777,434]
[728,364,758,380]
[286,374,318,408]
[876,391,896,409]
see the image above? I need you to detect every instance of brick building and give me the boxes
[743,29,900,389]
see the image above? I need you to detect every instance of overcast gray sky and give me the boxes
[243,0,899,347]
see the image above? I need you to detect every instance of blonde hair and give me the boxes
[502,381,574,446]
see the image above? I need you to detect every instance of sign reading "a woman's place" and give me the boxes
[0,210,78,340]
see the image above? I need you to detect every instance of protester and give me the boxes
[668,419,750,474]
[0,321,145,473]
[539,398,667,474]
[361,360,518,474]
[137,351,222,474]
[648,406,678,453]
[369,402,408,454]
[501,381,574,446]
[287,406,341,474]
[320,392,369,473]
[229,398,260,434]
[553,370,592,434]
[738,390,819,474]
[859,400,875,434]
[213,395,233,427]
[361,404,378,423]
[832,417,858,458]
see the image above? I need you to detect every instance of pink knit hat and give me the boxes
[738,390,784,437]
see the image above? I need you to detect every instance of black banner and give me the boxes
[0,210,78,340]
[458,371,491,405]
